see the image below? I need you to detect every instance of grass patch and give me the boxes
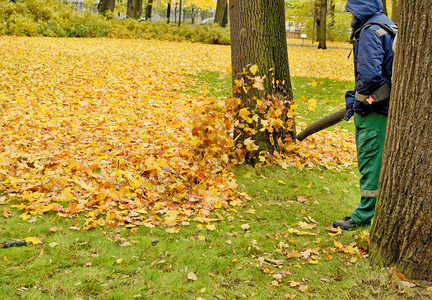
[1,165,429,298]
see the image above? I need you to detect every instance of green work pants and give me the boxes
[350,113,387,225]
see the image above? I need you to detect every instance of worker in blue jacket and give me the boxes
[333,0,396,230]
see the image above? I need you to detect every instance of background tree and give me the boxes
[166,0,171,23]
[229,0,295,165]
[214,0,228,27]
[145,0,153,20]
[328,0,335,27]
[315,0,327,49]
[369,0,432,280]
[127,0,143,19]
[391,0,399,23]
[98,0,115,13]
[382,0,387,16]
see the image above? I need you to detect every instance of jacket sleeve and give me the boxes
[354,26,387,101]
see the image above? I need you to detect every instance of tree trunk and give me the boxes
[178,0,182,26]
[382,0,388,16]
[215,0,228,27]
[391,0,399,23]
[166,2,171,23]
[145,0,153,20]
[98,0,115,14]
[229,0,295,165]
[316,0,327,49]
[127,0,143,19]
[369,0,432,281]
[328,0,335,27]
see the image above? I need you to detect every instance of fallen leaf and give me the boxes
[241,224,250,230]
[298,285,309,293]
[187,272,198,281]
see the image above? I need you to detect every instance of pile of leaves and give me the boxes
[0,37,356,229]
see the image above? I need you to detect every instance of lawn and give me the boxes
[1,37,429,299]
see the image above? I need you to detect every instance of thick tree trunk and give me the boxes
[127,0,143,19]
[229,0,295,165]
[145,0,153,20]
[98,0,115,14]
[215,0,228,27]
[391,0,399,23]
[369,0,432,280]
[316,0,327,49]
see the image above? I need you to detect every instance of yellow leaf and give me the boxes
[24,236,43,245]
[334,240,343,248]
[206,224,216,231]
[116,258,124,264]
[250,64,259,75]
[241,224,250,230]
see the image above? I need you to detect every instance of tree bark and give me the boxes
[127,0,143,19]
[391,0,399,23]
[229,0,295,165]
[316,0,327,49]
[98,0,115,14]
[369,0,432,281]
[215,0,228,27]
[145,0,153,20]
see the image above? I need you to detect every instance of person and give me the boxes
[333,0,396,230]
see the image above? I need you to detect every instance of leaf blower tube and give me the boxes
[296,108,346,141]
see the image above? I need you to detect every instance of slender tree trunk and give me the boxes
[145,0,153,20]
[370,0,432,281]
[312,0,317,43]
[229,0,295,165]
[328,0,335,27]
[98,0,115,14]
[391,0,399,23]
[127,0,143,19]
[215,0,228,27]
[178,0,182,26]
[167,2,171,23]
[317,0,327,49]
[382,0,388,16]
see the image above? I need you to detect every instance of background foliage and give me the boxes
[0,0,230,43]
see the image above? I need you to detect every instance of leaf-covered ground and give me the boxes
[0,37,356,229]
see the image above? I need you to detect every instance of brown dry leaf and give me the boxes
[298,285,309,293]
[288,281,300,287]
[119,241,132,247]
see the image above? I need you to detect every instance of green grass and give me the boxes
[1,71,431,299]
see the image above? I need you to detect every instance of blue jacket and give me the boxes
[343,0,395,120]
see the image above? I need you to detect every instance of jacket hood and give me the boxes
[344,0,383,22]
